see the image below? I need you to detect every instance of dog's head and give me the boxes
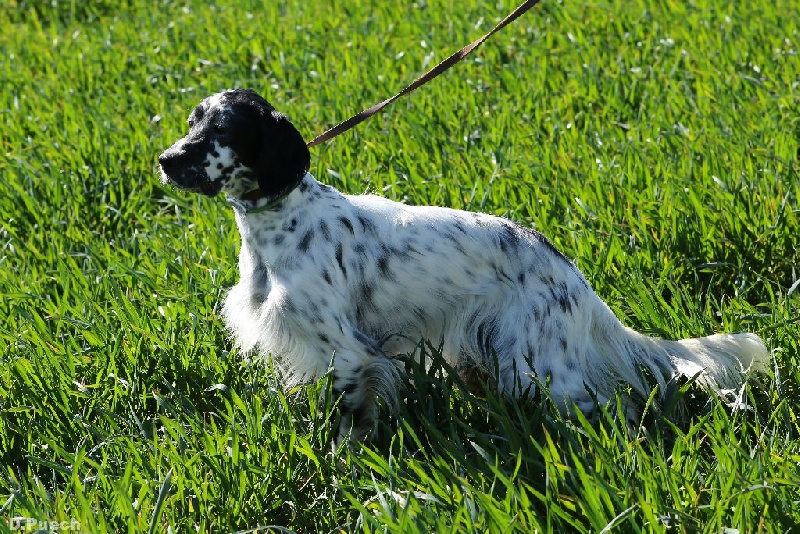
[158,89,310,201]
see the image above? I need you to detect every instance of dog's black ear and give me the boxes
[256,110,310,197]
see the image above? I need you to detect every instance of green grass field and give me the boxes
[2,0,799,531]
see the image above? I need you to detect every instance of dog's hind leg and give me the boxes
[485,304,623,422]
[492,337,599,414]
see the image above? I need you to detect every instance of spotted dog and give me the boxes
[158,88,768,442]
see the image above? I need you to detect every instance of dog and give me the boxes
[158,88,768,442]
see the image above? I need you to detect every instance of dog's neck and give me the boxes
[230,173,327,271]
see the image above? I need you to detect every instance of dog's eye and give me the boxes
[214,124,227,134]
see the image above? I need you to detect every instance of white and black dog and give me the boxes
[158,88,768,442]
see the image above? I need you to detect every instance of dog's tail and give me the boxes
[655,333,768,396]
[589,311,768,409]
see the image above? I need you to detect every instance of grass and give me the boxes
[1,0,799,531]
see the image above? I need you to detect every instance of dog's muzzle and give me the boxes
[158,146,222,197]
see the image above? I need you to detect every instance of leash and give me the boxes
[306,0,543,148]
[236,0,543,214]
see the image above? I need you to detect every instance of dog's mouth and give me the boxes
[159,167,222,197]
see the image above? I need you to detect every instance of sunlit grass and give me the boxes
[1,0,798,531]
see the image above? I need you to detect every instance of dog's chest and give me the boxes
[233,238,269,306]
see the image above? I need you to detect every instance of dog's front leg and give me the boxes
[326,329,400,446]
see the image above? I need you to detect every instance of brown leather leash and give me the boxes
[306,0,543,148]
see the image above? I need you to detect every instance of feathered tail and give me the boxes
[656,333,769,397]
[588,309,769,411]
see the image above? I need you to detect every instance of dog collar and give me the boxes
[227,172,307,214]
[227,191,290,214]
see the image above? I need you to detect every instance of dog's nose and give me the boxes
[158,151,177,172]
